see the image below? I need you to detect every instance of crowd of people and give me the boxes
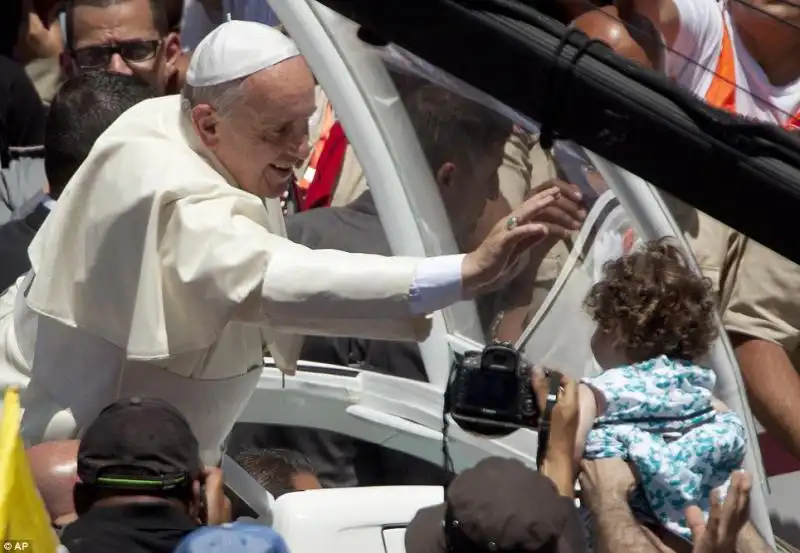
[1,0,799,551]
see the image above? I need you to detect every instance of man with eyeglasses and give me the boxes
[61,0,182,94]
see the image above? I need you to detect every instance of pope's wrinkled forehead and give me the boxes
[239,56,317,124]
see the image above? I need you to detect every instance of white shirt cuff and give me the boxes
[408,254,466,315]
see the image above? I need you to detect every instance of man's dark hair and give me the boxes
[163,0,184,32]
[64,0,171,48]
[402,84,511,173]
[44,71,156,198]
[234,448,316,499]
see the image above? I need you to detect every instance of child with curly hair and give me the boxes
[574,238,746,541]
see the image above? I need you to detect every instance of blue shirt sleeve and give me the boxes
[408,254,466,315]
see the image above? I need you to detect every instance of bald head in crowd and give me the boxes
[26,440,80,527]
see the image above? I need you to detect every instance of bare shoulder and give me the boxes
[573,6,659,69]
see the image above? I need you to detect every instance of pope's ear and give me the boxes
[190,105,221,148]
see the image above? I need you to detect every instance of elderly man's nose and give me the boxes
[107,54,133,75]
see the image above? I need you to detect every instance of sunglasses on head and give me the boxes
[71,39,162,70]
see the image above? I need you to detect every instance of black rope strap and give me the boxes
[539,26,610,151]
[441,360,458,486]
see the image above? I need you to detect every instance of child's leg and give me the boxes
[624,413,747,539]
[623,429,697,538]
[667,412,747,501]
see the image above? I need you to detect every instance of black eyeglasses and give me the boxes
[71,39,162,70]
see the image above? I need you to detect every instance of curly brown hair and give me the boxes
[584,238,718,363]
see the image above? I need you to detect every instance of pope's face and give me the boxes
[213,57,316,198]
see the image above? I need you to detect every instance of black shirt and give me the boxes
[60,503,200,553]
[0,55,46,166]
[0,2,23,59]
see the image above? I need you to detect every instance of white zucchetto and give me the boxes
[186,20,300,87]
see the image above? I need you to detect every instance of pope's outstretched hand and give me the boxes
[461,185,560,295]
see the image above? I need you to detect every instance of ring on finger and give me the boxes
[506,216,519,231]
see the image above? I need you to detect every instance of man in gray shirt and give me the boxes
[0,71,156,291]
[0,155,47,224]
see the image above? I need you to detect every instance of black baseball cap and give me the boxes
[405,457,587,553]
[77,397,203,492]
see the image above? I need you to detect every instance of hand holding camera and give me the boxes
[447,342,580,497]
[448,341,539,434]
[532,370,580,497]
[532,369,580,461]
[448,341,579,437]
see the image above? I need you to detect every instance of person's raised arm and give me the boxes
[686,471,766,553]
[138,176,563,360]
[736,524,773,553]
[580,458,663,553]
[724,240,800,460]
[733,335,800,460]
[255,186,560,339]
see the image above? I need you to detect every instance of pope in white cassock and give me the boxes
[0,21,560,463]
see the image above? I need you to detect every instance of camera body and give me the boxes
[448,341,539,432]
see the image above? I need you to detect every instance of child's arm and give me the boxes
[575,382,607,467]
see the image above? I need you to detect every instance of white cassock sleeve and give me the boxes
[158,192,465,347]
[24,95,469,360]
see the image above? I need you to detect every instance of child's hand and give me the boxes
[686,470,751,553]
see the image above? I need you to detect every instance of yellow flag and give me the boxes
[0,389,58,553]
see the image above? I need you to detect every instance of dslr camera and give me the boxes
[447,341,539,434]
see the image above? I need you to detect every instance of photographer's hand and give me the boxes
[533,370,580,497]
[533,370,580,458]
[203,467,232,525]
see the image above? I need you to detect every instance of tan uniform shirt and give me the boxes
[664,195,800,369]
